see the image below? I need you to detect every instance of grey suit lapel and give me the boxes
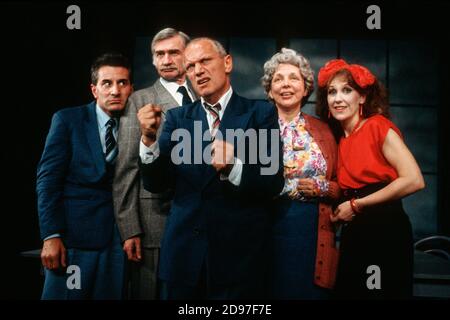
[152,79,179,112]
[153,78,198,110]
[85,102,105,175]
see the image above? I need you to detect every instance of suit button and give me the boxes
[318,260,323,265]
[320,225,326,230]
[320,243,324,247]
[316,275,321,280]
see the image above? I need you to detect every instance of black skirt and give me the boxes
[333,183,413,299]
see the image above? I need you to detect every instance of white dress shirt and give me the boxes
[159,77,195,106]
[139,86,243,186]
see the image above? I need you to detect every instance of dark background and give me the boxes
[1,0,449,299]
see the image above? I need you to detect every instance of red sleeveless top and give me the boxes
[337,114,402,189]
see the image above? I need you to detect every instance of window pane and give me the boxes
[403,174,438,240]
[133,36,158,90]
[289,38,338,101]
[340,40,387,84]
[229,37,276,99]
[391,106,438,173]
[302,102,317,118]
[389,40,438,105]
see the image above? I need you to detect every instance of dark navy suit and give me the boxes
[37,102,125,299]
[140,93,284,299]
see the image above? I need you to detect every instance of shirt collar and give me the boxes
[200,86,233,114]
[159,77,189,97]
[96,104,115,129]
[279,111,304,131]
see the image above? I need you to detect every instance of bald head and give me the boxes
[186,37,227,57]
[184,38,233,104]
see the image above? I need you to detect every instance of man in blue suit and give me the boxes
[138,38,284,299]
[37,53,133,299]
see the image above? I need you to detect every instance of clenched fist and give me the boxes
[297,178,321,198]
[41,237,66,270]
[123,236,142,262]
[211,139,235,175]
[137,104,163,146]
[331,200,355,223]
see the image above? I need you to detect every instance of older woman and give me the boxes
[316,59,425,299]
[261,48,340,299]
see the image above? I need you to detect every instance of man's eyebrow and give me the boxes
[155,49,181,54]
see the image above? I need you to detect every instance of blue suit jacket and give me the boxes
[37,102,115,249]
[140,93,284,286]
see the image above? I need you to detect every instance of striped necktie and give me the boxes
[204,103,221,137]
[105,118,118,163]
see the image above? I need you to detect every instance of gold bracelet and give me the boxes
[350,198,362,214]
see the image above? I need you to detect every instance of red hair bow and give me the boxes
[317,59,376,88]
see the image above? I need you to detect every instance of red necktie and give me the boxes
[204,103,221,137]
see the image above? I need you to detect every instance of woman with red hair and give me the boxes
[316,59,425,299]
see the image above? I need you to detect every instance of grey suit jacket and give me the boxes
[113,79,196,248]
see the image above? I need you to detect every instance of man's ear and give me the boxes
[90,84,98,99]
[224,54,233,74]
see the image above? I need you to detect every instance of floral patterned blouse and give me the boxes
[279,112,329,201]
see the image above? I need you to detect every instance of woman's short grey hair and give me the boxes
[150,27,190,55]
[261,48,314,106]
